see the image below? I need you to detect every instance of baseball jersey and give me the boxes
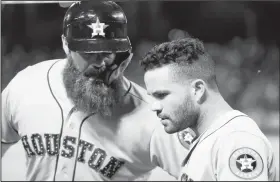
[179,110,276,181]
[2,59,188,181]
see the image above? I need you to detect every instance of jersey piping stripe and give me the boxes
[1,140,18,144]
[182,114,248,167]
[127,89,148,104]
[198,115,248,146]
[72,112,96,181]
[47,60,66,181]
[71,82,132,180]
[46,59,133,180]
[123,81,132,97]
[9,115,19,134]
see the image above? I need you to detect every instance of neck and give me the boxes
[195,93,233,136]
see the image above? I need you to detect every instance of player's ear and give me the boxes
[107,52,133,84]
[119,52,133,73]
[61,35,70,55]
[191,79,206,104]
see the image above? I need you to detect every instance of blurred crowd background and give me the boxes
[1,1,279,181]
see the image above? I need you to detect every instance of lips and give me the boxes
[160,119,169,127]
[158,114,169,120]
[84,69,99,77]
[84,65,106,78]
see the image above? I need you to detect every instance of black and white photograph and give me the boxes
[1,1,279,181]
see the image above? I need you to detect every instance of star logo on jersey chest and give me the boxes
[178,128,197,149]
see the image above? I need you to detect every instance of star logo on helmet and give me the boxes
[87,17,109,38]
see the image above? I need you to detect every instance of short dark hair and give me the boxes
[140,37,217,88]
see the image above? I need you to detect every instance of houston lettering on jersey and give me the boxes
[21,133,125,179]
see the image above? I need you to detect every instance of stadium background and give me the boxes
[1,1,279,181]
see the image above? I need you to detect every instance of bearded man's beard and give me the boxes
[62,57,117,117]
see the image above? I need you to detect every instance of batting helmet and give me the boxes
[63,1,132,53]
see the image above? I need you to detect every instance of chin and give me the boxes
[163,126,178,134]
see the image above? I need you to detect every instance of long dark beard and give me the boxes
[62,58,117,117]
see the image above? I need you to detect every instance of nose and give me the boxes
[92,62,105,69]
[151,101,163,113]
[89,54,106,68]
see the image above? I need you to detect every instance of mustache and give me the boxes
[83,65,106,77]
[157,113,169,120]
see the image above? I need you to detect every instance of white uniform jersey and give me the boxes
[179,110,276,181]
[2,59,188,181]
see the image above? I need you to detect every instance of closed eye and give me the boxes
[152,92,169,100]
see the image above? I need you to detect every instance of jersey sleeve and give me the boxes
[149,125,189,179]
[1,74,21,143]
[212,131,276,181]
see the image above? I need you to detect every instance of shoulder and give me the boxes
[2,59,64,103]
[211,115,275,181]
[18,59,62,79]
[221,112,271,145]
[207,110,269,143]
[125,79,159,127]
[209,110,274,158]
[212,133,274,181]
[7,59,62,87]
[4,59,63,91]
[123,79,162,141]
[127,80,155,105]
[212,112,274,161]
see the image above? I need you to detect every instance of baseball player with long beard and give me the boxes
[1,1,188,181]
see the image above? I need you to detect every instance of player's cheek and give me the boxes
[164,106,172,120]
[78,59,90,72]
[71,53,89,71]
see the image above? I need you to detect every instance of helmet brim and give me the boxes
[68,38,132,53]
